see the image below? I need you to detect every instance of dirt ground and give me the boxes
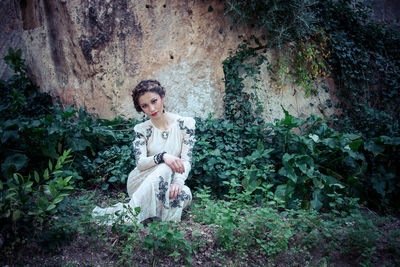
[2,189,400,267]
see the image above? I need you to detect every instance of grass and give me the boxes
[1,186,399,267]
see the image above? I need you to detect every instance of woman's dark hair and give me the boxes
[132,80,166,112]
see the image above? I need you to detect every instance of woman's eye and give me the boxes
[141,104,147,108]
[151,99,157,104]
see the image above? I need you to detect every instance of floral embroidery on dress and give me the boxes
[184,141,194,159]
[177,119,195,161]
[178,119,195,137]
[170,190,191,208]
[145,125,153,140]
[156,176,169,209]
[133,132,145,164]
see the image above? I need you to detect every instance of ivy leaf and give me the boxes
[1,153,28,178]
[67,137,92,152]
[379,136,400,145]
[364,140,385,157]
[349,139,362,151]
[108,176,118,183]
[278,166,297,183]
[310,190,323,210]
[274,184,287,202]
[1,130,19,143]
[309,134,320,143]
[102,183,109,191]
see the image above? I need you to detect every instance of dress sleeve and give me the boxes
[172,117,196,185]
[133,124,158,171]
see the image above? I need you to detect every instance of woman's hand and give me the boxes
[163,154,185,174]
[169,183,182,199]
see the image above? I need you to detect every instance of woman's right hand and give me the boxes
[163,154,185,174]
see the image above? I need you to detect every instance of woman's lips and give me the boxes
[151,112,158,116]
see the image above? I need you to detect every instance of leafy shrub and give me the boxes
[265,108,365,210]
[0,150,75,250]
[190,106,399,210]
[89,143,135,191]
[190,117,270,195]
[0,50,139,189]
[191,186,399,265]
[143,221,192,264]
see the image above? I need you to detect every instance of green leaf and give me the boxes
[67,137,92,152]
[134,206,141,215]
[108,176,118,183]
[379,136,400,145]
[278,166,297,183]
[344,133,361,141]
[46,204,56,211]
[309,134,320,143]
[1,130,19,143]
[43,168,49,180]
[372,179,386,196]
[53,196,64,204]
[49,182,57,197]
[1,153,28,177]
[275,184,287,202]
[5,192,16,199]
[349,139,362,151]
[310,190,323,210]
[38,197,49,210]
[12,210,21,221]
[102,183,109,191]
[364,140,384,157]
[64,176,72,184]
[321,138,337,149]
[34,171,40,183]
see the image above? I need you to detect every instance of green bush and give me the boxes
[0,150,75,250]
[0,50,139,189]
[190,106,399,210]
[316,0,400,121]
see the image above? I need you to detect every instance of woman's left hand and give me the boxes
[169,183,182,199]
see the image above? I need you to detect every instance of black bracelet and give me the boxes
[154,152,166,164]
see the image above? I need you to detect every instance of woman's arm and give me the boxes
[133,125,159,171]
[172,117,196,185]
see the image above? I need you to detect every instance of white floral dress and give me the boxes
[92,115,195,223]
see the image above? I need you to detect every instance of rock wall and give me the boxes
[0,0,26,80]
[18,0,241,119]
[3,0,398,121]
[5,0,340,121]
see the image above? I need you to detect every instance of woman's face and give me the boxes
[138,91,165,118]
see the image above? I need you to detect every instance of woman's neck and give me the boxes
[150,112,171,130]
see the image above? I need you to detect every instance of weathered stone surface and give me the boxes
[18,0,243,119]
[0,0,26,80]
[242,54,339,123]
[4,0,344,121]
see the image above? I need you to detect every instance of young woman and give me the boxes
[93,80,195,223]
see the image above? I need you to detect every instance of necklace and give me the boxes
[161,131,169,139]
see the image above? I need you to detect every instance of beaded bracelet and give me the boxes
[154,152,166,164]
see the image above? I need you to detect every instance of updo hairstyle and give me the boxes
[132,80,166,112]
